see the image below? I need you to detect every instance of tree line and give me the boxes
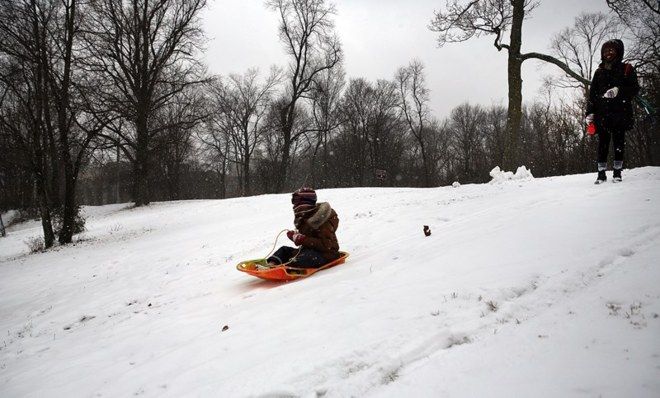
[0,0,658,248]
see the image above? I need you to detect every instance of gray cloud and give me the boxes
[202,0,611,117]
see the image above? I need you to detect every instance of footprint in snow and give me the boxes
[63,315,96,330]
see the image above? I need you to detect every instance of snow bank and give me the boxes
[1,210,18,226]
[0,168,659,398]
[489,165,534,183]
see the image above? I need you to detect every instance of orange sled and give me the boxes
[236,251,350,281]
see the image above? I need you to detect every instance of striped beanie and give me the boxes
[291,187,317,206]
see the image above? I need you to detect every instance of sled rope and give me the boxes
[263,229,288,259]
[263,229,302,267]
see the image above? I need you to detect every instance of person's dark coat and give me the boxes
[586,39,640,131]
[293,202,340,261]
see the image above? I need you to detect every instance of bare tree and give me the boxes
[49,0,104,244]
[0,0,56,247]
[483,105,507,168]
[606,0,660,56]
[153,89,207,200]
[548,12,622,97]
[307,66,345,187]
[430,0,588,170]
[369,80,406,186]
[336,78,405,186]
[0,0,99,246]
[396,59,435,187]
[86,0,207,206]
[198,120,231,199]
[266,0,342,192]
[0,109,36,211]
[448,103,487,183]
[338,78,371,186]
[206,69,280,196]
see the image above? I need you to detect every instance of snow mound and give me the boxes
[1,210,18,226]
[1,168,659,397]
[489,166,534,183]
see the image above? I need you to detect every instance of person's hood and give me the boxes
[601,39,624,65]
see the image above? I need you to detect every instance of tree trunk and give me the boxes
[133,157,149,206]
[310,135,323,188]
[503,0,525,171]
[57,0,77,244]
[58,173,77,244]
[134,113,150,206]
[243,153,251,196]
[277,138,290,192]
[420,141,432,187]
[165,163,179,200]
[58,121,77,244]
[276,107,294,192]
[651,79,660,166]
[116,144,121,203]
[174,165,181,200]
[34,171,55,248]
[219,162,227,199]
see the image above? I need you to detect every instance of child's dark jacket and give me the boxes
[293,202,340,261]
[586,40,640,131]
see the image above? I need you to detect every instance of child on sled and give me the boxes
[267,188,340,268]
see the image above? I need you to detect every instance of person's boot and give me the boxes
[594,170,607,184]
[613,168,622,182]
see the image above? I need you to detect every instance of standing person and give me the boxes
[267,188,340,268]
[585,39,640,184]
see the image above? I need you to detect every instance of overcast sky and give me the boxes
[201,0,612,117]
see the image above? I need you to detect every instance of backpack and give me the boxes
[624,62,656,116]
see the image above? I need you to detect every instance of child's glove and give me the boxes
[584,114,594,125]
[602,87,618,98]
[287,230,306,246]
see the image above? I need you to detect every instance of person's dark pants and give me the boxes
[267,246,328,268]
[597,126,625,171]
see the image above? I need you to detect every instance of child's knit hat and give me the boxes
[292,187,317,206]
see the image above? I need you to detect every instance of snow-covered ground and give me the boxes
[1,168,659,397]
[1,210,18,229]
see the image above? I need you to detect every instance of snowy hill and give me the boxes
[1,168,659,397]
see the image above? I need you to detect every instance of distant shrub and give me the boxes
[25,236,45,253]
[53,205,86,238]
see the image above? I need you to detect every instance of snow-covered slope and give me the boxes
[1,168,659,397]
